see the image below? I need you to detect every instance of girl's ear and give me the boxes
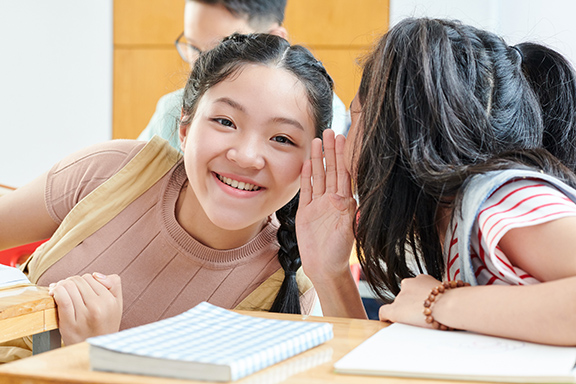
[179,110,190,152]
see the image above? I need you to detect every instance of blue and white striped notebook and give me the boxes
[87,302,333,382]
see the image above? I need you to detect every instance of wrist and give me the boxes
[307,263,354,287]
[423,280,470,330]
[313,267,366,319]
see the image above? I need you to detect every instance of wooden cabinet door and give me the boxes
[284,0,389,107]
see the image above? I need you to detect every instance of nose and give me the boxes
[226,135,266,170]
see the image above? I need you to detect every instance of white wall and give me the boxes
[0,0,113,187]
[390,0,576,66]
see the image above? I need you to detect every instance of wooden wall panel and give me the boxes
[306,47,370,107]
[284,0,389,47]
[113,0,186,139]
[113,0,389,139]
[114,0,182,44]
[285,0,389,107]
[113,48,187,139]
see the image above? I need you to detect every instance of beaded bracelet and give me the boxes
[423,280,470,331]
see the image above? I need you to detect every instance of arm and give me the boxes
[296,130,366,319]
[0,173,59,250]
[380,217,576,345]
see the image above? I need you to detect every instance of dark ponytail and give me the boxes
[269,194,302,313]
[517,42,576,171]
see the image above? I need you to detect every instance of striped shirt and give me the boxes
[446,178,576,285]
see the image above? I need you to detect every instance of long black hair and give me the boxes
[352,18,576,302]
[180,33,334,313]
[517,42,576,171]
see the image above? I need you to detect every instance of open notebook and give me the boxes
[0,264,31,290]
[88,302,333,382]
[334,323,576,383]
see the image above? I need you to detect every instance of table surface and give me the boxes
[0,301,498,384]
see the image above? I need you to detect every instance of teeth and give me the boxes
[217,174,260,191]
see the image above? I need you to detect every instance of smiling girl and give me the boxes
[0,33,333,357]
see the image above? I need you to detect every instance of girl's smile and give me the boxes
[214,172,263,194]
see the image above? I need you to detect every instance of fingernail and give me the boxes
[93,272,107,280]
[49,283,55,289]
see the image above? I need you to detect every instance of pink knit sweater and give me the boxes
[36,140,315,330]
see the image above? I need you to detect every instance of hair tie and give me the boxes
[510,45,524,63]
[285,270,297,277]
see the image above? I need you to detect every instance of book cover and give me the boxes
[87,302,333,382]
[334,323,576,383]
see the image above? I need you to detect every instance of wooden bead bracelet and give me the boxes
[423,280,470,331]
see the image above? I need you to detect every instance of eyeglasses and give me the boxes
[175,32,203,64]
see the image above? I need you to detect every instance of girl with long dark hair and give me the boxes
[298,18,576,345]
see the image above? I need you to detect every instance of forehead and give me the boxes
[184,2,256,52]
[199,64,316,135]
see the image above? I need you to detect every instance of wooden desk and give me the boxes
[0,310,494,384]
[0,285,57,341]
[0,285,60,354]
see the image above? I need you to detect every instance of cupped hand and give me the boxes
[49,272,122,345]
[379,274,442,328]
[296,129,357,283]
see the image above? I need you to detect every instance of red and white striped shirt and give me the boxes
[446,178,576,285]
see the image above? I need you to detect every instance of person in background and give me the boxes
[138,0,350,149]
[296,18,576,346]
[0,33,333,360]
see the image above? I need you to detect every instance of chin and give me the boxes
[208,214,263,232]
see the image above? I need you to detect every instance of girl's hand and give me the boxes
[296,129,357,282]
[49,273,123,345]
[379,274,442,328]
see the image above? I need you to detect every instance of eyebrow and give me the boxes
[215,97,304,131]
[215,97,246,112]
[271,117,304,131]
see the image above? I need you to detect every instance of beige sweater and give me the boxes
[36,140,315,330]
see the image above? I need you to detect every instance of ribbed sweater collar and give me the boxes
[161,161,279,267]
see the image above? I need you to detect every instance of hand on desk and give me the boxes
[378,274,442,328]
[48,272,122,346]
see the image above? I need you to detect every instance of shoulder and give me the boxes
[155,88,184,110]
[46,140,147,223]
[467,168,576,207]
[461,170,576,216]
[49,140,146,178]
[139,89,184,148]
[478,177,576,229]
